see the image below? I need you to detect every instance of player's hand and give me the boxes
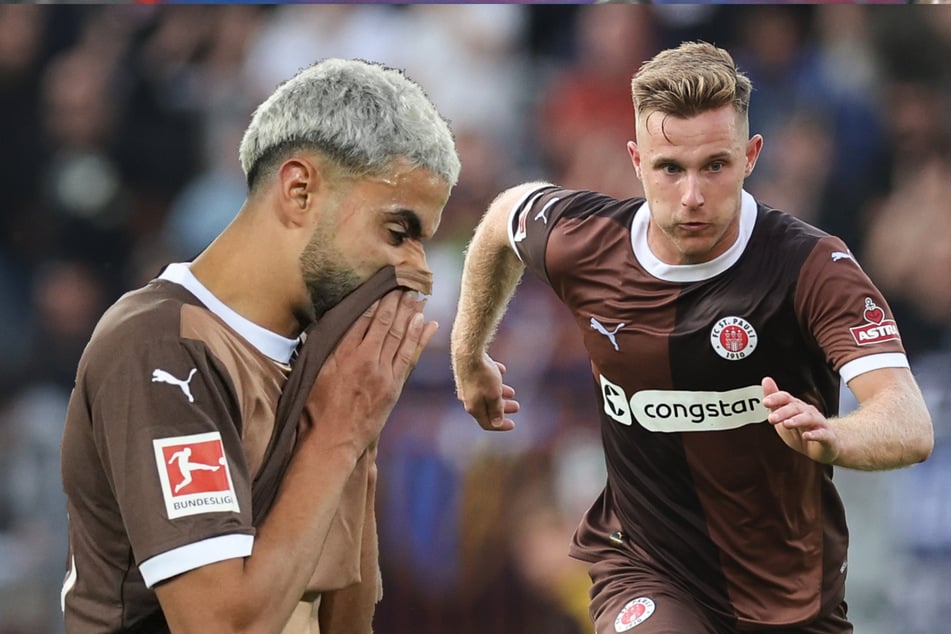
[762,376,840,464]
[307,289,438,454]
[454,352,519,431]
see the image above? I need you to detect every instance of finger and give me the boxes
[406,319,439,369]
[761,376,779,398]
[762,387,792,410]
[481,393,507,429]
[392,312,426,378]
[487,419,516,432]
[801,428,833,443]
[362,290,402,348]
[502,397,520,414]
[767,404,806,424]
[495,360,507,375]
[481,399,515,432]
[501,383,516,399]
[380,290,420,363]
[337,299,380,352]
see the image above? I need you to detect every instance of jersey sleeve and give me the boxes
[507,185,580,285]
[795,237,909,384]
[506,185,621,290]
[87,337,254,587]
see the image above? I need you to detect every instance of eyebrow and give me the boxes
[651,152,733,168]
[386,209,424,240]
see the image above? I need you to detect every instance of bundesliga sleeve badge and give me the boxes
[153,432,240,519]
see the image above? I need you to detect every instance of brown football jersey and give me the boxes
[62,264,311,632]
[509,187,909,628]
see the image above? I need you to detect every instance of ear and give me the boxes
[627,140,642,180]
[745,134,764,178]
[276,157,320,228]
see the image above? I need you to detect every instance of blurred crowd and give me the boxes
[1,5,949,633]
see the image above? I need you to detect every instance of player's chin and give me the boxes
[673,235,719,261]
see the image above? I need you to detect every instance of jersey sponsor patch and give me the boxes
[615,597,655,631]
[600,374,633,426]
[153,432,240,519]
[598,374,767,432]
[849,297,900,345]
[630,385,767,432]
[710,316,758,360]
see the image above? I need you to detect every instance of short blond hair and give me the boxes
[632,41,752,121]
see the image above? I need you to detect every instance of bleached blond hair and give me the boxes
[239,58,460,190]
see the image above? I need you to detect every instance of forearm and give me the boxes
[831,379,933,470]
[246,436,363,606]
[450,188,534,376]
[158,437,363,633]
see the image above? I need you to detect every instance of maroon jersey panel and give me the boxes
[509,187,906,628]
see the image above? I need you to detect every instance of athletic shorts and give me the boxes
[587,552,853,634]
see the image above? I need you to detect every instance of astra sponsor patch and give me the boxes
[850,297,900,345]
[710,316,758,360]
[615,597,655,631]
[153,432,239,519]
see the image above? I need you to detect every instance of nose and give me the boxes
[681,173,704,209]
[395,241,433,295]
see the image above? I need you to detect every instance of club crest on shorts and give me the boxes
[849,297,900,345]
[153,431,239,519]
[615,597,655,631]
[710,316,757,360]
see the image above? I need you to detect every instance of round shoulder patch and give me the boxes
[710,316,758,361]
[615,597,655,632]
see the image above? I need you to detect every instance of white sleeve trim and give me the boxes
[506,186,551,263]
[139,533,254,588]
[839,352,910,384]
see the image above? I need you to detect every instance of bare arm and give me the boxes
[762,367,933,470]
[450,183,549,431]
[156,290,437,633]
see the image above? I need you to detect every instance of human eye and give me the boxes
[708,160,726,172]
[661,163,681,175]
[388,228,407,245]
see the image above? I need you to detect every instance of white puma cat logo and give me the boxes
[590,317,625,352]
[831,251,856,263]
[152,368,198,403]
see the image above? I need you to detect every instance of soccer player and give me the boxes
[450,41,933,633]
[61,58,459,633]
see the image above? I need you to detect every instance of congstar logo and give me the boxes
[599,375,768,432]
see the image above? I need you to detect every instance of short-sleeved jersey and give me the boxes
[509,187,909,629]
[61,263,300,632]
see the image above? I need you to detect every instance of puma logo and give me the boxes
[590,317,625,352]
[152,368,198,403]
[831,251,855,263]
[534,197,559,225]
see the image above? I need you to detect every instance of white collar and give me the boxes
[159,263,298,364]
[630,190,757,283]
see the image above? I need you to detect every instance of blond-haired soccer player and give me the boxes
[452,42,932,633]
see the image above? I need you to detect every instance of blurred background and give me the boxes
[1,4,949,633]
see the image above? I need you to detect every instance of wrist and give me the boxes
[296,428,364,471]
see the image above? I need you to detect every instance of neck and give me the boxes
[190,202,307,338]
